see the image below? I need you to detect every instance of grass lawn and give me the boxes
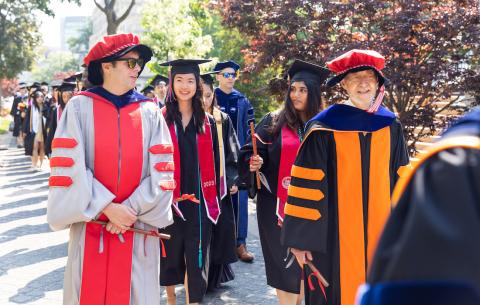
[0,116,11,135]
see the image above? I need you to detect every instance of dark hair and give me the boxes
[200,79,218,115]
[271,78,323,137]
[165,73,206,133]
[57,89,73,110]
[31,90,44,110]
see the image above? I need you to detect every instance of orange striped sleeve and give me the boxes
[291,165,324,181]
[284,203,321,221]
[288,185,324,201]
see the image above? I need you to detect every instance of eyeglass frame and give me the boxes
[221,71,238,79]
[106,57,145,69]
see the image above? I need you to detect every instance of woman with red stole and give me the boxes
[238,60,330,305]
[159,59,221,305]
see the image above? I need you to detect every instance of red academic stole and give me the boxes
[276,125,301,222]
[162,109,220,223]
[79,92,145,305]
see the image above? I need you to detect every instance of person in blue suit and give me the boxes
[214,60,255,262]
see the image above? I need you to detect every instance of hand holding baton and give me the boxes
[249,121,261,190]
[91,220,171,240]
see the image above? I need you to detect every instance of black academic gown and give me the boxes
[160,115,221,304]
[358,107,480,305]
[280,104,409,305]
[238,112,303,293]
[10,95,25,137]
[208,109,240,291]
[45,105,59,157]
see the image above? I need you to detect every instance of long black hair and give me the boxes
[271,78,323,137]
[31,90,44,110]
[165,73,206,134]
[200,79,218,115]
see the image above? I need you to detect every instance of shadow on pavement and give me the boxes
[0,208,47,225]
[0,195,48,211]
[5,185,48,198]
[0,243,67,277]
[9,267,64,304]
[0,223,51,244]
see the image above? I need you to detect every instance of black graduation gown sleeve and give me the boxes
[45,107,57,157]
[223,114,240,189]
[10,96,20,116]
[10,96,22,136]
[389,119,410,188]
[368,146,480,286]
[280,128,331,253]
[238,113,275,196]
[209,113,239,266]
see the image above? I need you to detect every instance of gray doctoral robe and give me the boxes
[47,94,174,305]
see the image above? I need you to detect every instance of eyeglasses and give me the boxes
[112,58,145,69]
[222,72,237,79]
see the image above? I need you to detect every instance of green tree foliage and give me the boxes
[31,50,79,83]
[217,0,480,153]
[0,0,79,80]
[141,0,213,74]
[142,0,282,119]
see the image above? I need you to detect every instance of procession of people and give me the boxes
[5,32,479,305]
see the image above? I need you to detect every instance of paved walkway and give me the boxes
[0,132,279,305]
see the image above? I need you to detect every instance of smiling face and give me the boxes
[102,50,141,92]
[173,73,197,102]
[340,69,378,110]
[289,81,309,112]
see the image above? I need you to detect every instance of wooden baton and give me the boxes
[91,220,171,240]
[249,121,261,189]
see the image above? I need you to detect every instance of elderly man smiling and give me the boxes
[281,49,410,305]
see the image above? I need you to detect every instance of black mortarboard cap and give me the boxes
[200,71,219,85]
[18,82,27,89]
[151,74,169,86]
[63,74,78,83]
[286,59,330,85]
[214,60,240,72]
[28,82,41,89]
[58,81,77,92]
[141,85,155,94]
[160,59,211,76]
[40,81,49,86]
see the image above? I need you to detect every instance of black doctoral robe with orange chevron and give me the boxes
[280,104,409,305]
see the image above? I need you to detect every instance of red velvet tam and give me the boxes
[84,33,153,86]
[326,49,389,87]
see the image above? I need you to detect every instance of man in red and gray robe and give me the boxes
[47,33,174,305]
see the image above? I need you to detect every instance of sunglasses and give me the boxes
[112,58,145,69]
[222,72,237,79]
